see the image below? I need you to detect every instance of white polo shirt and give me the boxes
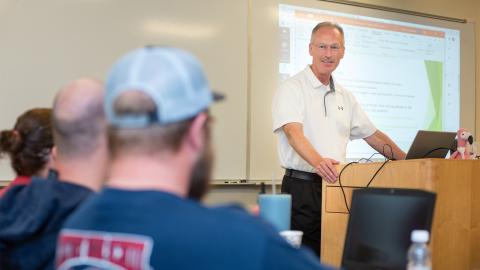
[272,66,376,172]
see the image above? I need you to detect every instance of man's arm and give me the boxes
[283,122,338,183]
[364,130,406,160]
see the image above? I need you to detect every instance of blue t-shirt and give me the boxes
[58,188,331,270]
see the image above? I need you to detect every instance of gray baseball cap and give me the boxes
[105,46,223,128]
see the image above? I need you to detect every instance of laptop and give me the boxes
[404,130,456,159]
[341,188,436,270]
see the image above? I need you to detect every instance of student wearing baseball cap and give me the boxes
[56,47,332,270]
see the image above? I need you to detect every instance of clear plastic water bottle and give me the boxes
[407,230,431,270]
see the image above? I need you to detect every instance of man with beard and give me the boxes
[56,47,331,270]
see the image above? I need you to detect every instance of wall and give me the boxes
[0,0,248,181]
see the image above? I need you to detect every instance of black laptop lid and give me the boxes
[341,188,436,270]
[405,130,456,159]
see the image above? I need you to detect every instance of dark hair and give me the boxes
[0,108,53,176]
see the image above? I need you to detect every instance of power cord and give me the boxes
[357,152,384,163]
[366,159,390,187]
[365,143,393,187]
[338,144,452,215]
[421,147,452,158]
[338,144,394,213]
[338,161,358,214]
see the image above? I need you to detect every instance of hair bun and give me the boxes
[0,129,23,154]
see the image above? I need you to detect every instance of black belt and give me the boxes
[285,169,322,182]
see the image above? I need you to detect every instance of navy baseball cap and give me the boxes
[105,46,223,128]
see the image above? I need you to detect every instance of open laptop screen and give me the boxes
[342,188,436,270]
[405,130,456,159]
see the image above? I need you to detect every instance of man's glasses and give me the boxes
[311,43,343,51]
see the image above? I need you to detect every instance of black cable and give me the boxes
[339,144,395,213]
[337,161,358,214]
[357,152,384,163]
[357,157,372,163]
[362,143,397,187]
[366,159,390,187]
[421,147,452,158]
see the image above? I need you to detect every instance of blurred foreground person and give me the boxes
[0,79,108,269]
[56,47,332,270]
[0,108,54,197]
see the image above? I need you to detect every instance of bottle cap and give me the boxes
[411,230,429,243]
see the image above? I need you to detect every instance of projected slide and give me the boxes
[279,4,460,160]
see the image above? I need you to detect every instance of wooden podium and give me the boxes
[321,159,480,269]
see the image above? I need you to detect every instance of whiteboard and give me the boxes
[0,0,248,180]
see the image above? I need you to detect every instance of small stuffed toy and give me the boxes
[450,128,474,160]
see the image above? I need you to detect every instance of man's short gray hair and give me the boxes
[311,21,344,43]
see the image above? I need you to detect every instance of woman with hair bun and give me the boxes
[0,108,54,197]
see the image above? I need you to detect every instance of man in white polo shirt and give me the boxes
[272,22,406,257]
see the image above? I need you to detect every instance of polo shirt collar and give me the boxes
[305,65,343,94]
[305,65,323,89]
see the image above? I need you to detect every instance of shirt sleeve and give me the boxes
[349,94,377,140]
[272,80,304,132]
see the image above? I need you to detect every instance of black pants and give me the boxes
[281,174,322,257]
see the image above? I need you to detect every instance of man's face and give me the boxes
[309,26,345,77]
[187,124,213,201]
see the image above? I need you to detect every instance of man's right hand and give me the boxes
[315,158,339,183]
[283,123,340,183]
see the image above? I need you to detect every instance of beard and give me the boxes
[187,139,213,201]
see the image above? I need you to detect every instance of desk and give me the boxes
[321,159,480,269]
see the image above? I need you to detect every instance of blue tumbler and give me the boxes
[258,194,292,231]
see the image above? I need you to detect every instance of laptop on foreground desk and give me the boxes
[341,188,436,270]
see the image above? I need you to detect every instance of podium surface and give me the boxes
[321,159,480,269]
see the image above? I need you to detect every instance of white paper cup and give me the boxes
[280,230,303,248]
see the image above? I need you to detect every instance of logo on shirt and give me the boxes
[56,229,153,270]
[338,106,344,111]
